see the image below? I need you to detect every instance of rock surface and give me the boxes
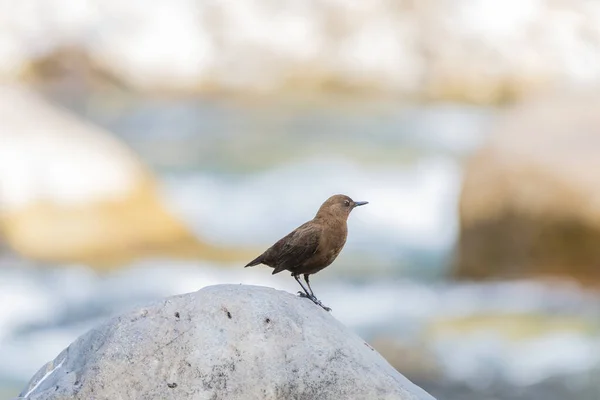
[3,0,600,102]
[454,95,600,282]
[0,85,222,265]
[18,284,435,400]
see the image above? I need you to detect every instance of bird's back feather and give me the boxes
[243,221,322,275]
[270,222,321,274]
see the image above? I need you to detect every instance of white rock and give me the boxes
[0,85,143,210]
[18,284,435,400]
[0,85,200,262]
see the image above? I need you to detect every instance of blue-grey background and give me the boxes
[2,1,600,399]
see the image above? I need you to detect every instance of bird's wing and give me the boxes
[269,222,321,275]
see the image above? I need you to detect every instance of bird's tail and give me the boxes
[244,254,264,268]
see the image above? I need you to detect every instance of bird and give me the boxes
[244,194,368,311]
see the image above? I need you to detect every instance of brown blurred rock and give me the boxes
[0,86,246,266]
[454,95,600,283]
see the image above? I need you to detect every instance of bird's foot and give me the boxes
[297,292,331,312]
[314,299,331,312]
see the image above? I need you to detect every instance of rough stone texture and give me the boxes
[454,95,600,283]
[3,1,600,102]
[18,285,435,400]
[0,85,234,265]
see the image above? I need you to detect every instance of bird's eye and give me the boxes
[344,200,350,207]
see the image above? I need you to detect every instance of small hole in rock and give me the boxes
[175,312,180,318]
[227,311,232,319]
[265,318,271,323]
[167,382,178,389]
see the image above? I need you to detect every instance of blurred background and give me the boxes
[2,1,600,399]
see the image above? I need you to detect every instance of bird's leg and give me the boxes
[301,274,331,312]
[293,274,312,298]
[303,274,315,297]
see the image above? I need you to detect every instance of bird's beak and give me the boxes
[353,201,368,207]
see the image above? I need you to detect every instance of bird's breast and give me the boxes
[326,245,343,262]
[320,224,347,261]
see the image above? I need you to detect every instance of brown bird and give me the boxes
[244,194,368,311]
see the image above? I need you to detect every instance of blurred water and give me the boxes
[88,95,494,278]
[3,95,600,399]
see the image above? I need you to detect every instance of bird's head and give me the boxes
[315,194,368,220]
